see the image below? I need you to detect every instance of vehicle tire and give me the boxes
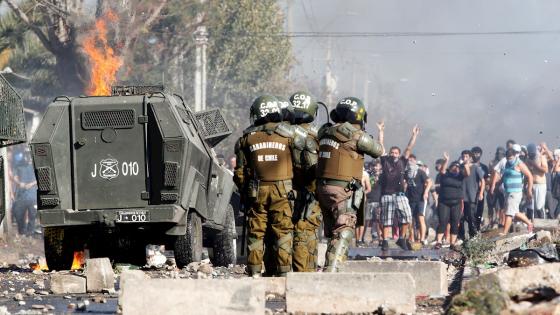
[43,227,74,271]
[174,211,203,268]
[212,205,237,266]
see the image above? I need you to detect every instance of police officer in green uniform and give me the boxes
[289,91,322,272]
[316,97,383,272]
[234,95,307,277]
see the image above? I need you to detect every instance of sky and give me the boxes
[284,0,560,166]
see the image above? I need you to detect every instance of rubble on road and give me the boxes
[84,258,115,293]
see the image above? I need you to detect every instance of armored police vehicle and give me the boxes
[30,86,236,270]
[0,74,27,225]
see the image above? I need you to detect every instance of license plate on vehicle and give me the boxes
[116,210,150,223]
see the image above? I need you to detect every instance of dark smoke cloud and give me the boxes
[288,0,560,166]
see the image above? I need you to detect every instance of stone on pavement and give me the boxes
[466,263,560,295]
[317,242,327,267]
[257,277,286,296]
[121,278,265,315]
[532,218,560,232]
[50,273,86,294]
[340,260,447,296]
[492,232,533,254]
[84,258,115,293]
[285,272,416,314]
[118,270,149,306]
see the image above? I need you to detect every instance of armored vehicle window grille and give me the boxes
[37,167,53,192]
[0,157,4,216]
[0,74,26,146]
[40,196,59,207]
[194,109,230,138]
[161,192,178,202]
[164,162,179,187]
[82,110,135,130]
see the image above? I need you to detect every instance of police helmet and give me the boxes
[289,91,318,124]
[276,96,295,123]
[250,95,282,125]
[330,97,367,128]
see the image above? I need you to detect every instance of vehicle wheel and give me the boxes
[174,211,203,268]
[213,205,237,266]
[43,227,74,271]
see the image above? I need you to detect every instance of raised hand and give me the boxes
[412,124,420,136]
[443,152,450,161]
[376,121,385,131]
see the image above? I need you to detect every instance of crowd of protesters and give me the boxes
[356,128,559,251]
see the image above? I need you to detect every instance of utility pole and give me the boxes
[324,38,337,105]
[194,0,208,112]
[363,69,370,110]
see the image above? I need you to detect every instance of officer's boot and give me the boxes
[323,228,353,272]
[275,232,293,276]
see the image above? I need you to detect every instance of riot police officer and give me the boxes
[289,91,322,272]
[234,95,306,277]
[316,97,383,272]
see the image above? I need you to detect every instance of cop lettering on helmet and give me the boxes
[339,98,358,107]
[259,101,280,117]
[291,93,311,109]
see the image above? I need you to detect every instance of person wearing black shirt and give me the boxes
[471,146,489,230]
[405,155,432,245]
[435,152,470,250]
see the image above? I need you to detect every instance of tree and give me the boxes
[2,0,293,156]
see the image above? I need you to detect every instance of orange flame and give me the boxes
[71,251,86,270]
[30,257,49,271]
[83,10,122,96]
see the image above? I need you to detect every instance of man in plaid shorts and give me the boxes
[378,123,420,251]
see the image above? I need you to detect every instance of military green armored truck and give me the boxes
[30,86,236,270]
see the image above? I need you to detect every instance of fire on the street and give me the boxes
[70,250,86,270]
[83,10,122,96]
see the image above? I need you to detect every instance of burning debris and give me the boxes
[83,10,123,96]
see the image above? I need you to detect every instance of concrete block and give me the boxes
[257,277,285,296]
[84,258,115,293]
[466,263,560,295]
[286,272,415,314]
[340,260,447,296]
[121,278,265,315]
[317,242,327,267]
[492,232,532,254]
[118,270,149,306]
[533,218,560,232]
[50,273,86,294]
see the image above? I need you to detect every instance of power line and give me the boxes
[279,30,560,38]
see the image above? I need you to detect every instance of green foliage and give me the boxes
[2,0,293,152]
[460,234,496,267]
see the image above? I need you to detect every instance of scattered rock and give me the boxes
[92,296,107,303]
[36,291,49,296]
[25,288,35,296]
[63,295,72,299]
[76,300,89,311]
[30,305,45,310]
[50,273,86,294]
[18,301,25,306]
[13,293,23,301]
[84,258,115,293]
[101,288,116,295]
[199,264,213,275]
[67,303,76,310]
